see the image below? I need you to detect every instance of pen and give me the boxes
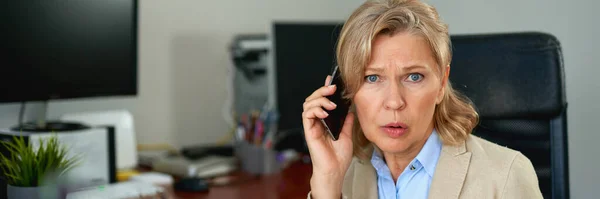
[254,119,264,146]
[236,122,245,143]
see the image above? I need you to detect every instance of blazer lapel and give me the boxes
[428,141,472,199]
[351,159,378,199]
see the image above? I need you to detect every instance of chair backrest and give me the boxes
[449,32,569,199]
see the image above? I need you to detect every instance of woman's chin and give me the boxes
[374,139,410,154]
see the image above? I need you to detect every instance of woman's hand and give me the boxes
[302,75,355,199]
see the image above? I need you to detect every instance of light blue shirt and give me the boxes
[370,129,442,199]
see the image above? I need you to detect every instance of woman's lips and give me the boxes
[381,122,408,138]
[381,127,407,138]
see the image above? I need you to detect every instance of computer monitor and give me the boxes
[0,0,138,103]
[273,22,343,133]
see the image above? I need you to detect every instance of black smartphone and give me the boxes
[320,65,351,141]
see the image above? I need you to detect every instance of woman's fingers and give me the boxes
[303,97,337,111]
[324,75,332,86]
[305,84,336,102]
[305,75,335,103]
[302,75,338,141]
[302,106,329,120]
[302,106,329,139]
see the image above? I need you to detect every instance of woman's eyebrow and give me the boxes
[365,65,430,73]
[365,67,385,73]
[403,65,428,71]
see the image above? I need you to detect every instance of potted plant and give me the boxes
[0,135,80,199]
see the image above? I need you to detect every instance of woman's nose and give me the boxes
[384,82,405,110]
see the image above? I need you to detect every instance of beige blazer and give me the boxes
[308,135,543,199]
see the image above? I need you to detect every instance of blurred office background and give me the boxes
[0,0,597,198]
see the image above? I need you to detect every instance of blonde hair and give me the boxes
[336,0,479,160]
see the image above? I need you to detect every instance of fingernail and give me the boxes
[328,84,336,88]
[323,111,329,116]
[330,101,337,107]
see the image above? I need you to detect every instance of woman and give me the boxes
[302,0,543,198]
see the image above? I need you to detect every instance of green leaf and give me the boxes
[0,134,82,187]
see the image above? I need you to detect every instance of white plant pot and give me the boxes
[7,184,42,199]
[6,184,62,199]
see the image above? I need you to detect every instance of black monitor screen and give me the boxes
[274,22,343,132]
[0,0,138,103]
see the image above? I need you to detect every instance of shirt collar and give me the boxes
[370,129,442,178]
[415,129,442,177]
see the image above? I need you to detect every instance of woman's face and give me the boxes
[353,32,447,155]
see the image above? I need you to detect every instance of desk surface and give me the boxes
[173,161,312,199]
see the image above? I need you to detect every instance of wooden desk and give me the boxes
[173,161,312,199]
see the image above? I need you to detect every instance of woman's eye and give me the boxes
[365,75,379,83]
[407,73,423,82]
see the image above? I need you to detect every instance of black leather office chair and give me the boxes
[449,32,569,199]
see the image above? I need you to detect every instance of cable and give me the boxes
[222,48,236,129]
[18,101,25,128]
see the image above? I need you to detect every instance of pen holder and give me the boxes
[235,141,281,175]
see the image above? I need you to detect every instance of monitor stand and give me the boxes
[11,101,91,132]
[11,121,90,132]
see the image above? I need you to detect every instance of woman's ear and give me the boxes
[436,65,450,104]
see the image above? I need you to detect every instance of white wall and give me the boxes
[137,0,365,147]
[0,0,596,197]
[425,0,599,198]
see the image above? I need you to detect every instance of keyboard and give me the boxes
[66,181,165,199]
